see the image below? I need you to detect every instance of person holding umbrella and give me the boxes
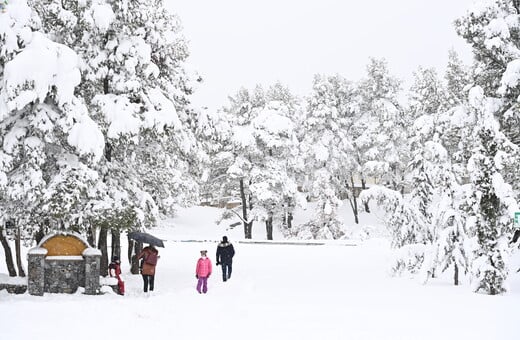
[137,245,159,293]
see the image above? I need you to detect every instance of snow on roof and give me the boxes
[28,247,48,255]
[46,256,84,261]
[82,248,102,256]
[37,232,90,248]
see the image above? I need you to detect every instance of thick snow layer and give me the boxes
[91,2,115,33]
[3,32,80,109]
[67,114,105,162]
[94,94,141,138]
[82,248,102,256]
[1,205,518,340]
[231,125,255,148]
[27,247,48,255]
[499,59,520,95]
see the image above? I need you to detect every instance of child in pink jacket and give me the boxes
[196,250,212,294]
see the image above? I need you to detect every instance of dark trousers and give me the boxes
[142,274,154,292]
[222,263,232,281]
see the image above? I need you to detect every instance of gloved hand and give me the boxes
[195,274,198,279]
[216,261,220,266]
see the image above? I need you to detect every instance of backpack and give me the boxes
[145,251,158,265]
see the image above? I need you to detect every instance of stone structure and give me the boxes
[0,283,27,294]
[27,233,101,296]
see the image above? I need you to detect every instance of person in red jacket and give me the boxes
[195,250,212,294]
[109,256,125,295]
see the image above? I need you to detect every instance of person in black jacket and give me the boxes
[216,236,235,282]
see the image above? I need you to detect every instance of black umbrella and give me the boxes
[128,231,165,248]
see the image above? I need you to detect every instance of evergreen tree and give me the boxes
[429,170,470,286]
[1,0,104,273]
[294,74,359,239]
[213,84,302,239]
[30,0,200,227]
[444,49,470,107]
[408,66,449,119]
[249,99,301,240]
[466,87,518,294]
[27,0,199,274]
[407,68,451,245]
[355,58,408,193]
[360,186,428,274]
[456,0,520,191]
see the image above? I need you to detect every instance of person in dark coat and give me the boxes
[137,245,159,293]
[216,236,235,282]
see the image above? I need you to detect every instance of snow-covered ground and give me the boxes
[1,206,519,340]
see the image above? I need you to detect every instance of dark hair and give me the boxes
[222,236,228,243]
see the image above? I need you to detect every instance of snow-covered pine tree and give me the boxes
[196,107,234,207]
[465,86,518,294]
[294,74,360,239]
[408,67,449,119]
[31,0,199,219]
[444,49,470,108]
[455,1,520,293]
[0,0,105,273]
[359,185,428,274]
[307,74,362,224]
[212,86,265,239]
[249,100,301,240]
[408,146,435,244]
[212,84,302,239]
[430,169,470,286]
[355,58,408,193]
[30,0,200,273]
[455,0,520,193]
[411,141,468,283]
[407,67,451,248]
[264,84,306,232]
[436,52,474,181]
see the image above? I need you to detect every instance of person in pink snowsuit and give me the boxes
[196,250,212,294]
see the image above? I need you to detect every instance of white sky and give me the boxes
[167,0,476,111]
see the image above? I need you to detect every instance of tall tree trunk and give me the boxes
[361,177,370,213]
[127,238,133,264]
[349,176,359,224]
[97,225,109,277]
[0,227,17,277]
[15,227,25,277]
[266,213,273,240]
[240,179,253,239]
[129,238,143,275]
[454,263,459,286]
[86,225,96,247]
[111,228,121,261]
[287,212,293,229]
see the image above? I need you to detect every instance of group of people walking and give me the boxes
[195,235,235,293]
[110,236,235,295]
